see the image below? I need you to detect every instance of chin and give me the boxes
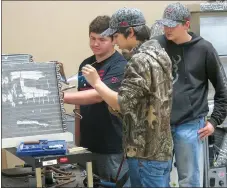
[92,50,103,55]
[165,35,175,41]
[117,45,126,50]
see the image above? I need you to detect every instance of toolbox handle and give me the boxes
[24,141,40,145]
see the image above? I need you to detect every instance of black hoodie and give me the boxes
[153,32,227,127]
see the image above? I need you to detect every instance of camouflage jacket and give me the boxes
[113,39,173,161]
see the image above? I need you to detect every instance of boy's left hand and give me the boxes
[198,121,215,139]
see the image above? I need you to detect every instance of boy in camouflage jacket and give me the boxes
[82,7,173,187]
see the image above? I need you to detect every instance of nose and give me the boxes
[94,40,99,46]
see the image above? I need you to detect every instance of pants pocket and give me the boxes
[138,160,171,187]
[140,160,169,176]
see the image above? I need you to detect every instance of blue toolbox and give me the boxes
[16,140,67,157]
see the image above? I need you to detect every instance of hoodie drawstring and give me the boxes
[182,48,188,84]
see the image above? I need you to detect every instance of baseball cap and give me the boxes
[101,7,146,37]
[156,2,191,27]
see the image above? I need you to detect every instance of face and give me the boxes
[113,33,128,50]
[164,21,190,41]
[114,31,135,51]
[89,32,114,56]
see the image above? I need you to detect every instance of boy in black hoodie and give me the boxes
[154,2,227,187]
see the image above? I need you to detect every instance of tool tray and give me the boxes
[16,140,67,157]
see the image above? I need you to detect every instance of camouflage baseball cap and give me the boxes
[101,7,146,37]
[156,2,191,27]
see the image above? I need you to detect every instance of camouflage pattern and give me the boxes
[101,7,146,37]
[121,49,132,61]
[156,2,191,28]
[111,39,173,161]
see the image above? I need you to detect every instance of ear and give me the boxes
[129,27,135,38]
[184,21,190,30]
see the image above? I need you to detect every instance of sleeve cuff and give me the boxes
[208,118,218,128]
[118,94,125,115]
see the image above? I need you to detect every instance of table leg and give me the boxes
[86,162,93,187]
[1,149,8,169]
[35,168,42,188]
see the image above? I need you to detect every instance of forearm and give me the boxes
[64,89,103,105]
[209,72,227,127]
[94,81,120,111]
[210,94,227,127]
[207,47,227,126]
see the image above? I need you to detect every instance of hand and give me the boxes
[82,65,101,87]
[198,121,215,140]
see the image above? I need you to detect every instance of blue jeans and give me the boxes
[171,117,205,187]
[127,158,172,187]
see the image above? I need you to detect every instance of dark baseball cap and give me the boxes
[101,7,146,37]
[156,2,191,27]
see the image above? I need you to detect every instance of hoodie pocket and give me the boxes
[171,93,193,125]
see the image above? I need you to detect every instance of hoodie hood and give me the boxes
[183,32,202,46]
[166,32,203,47]
[122,39,172,80]
[137,39,173,81]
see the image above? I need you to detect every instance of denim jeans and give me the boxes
[127,158,172,187]
[171,117,205,187]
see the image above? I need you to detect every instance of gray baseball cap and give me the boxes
[156,2,191,27]
[101,7,146,37]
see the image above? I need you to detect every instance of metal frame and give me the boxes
[5,147,94,188]
[203,137,210,187]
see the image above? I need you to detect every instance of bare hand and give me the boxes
[198,121,215,140]
[82,65,101,87]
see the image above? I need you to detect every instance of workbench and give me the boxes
[4,144,94,188]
